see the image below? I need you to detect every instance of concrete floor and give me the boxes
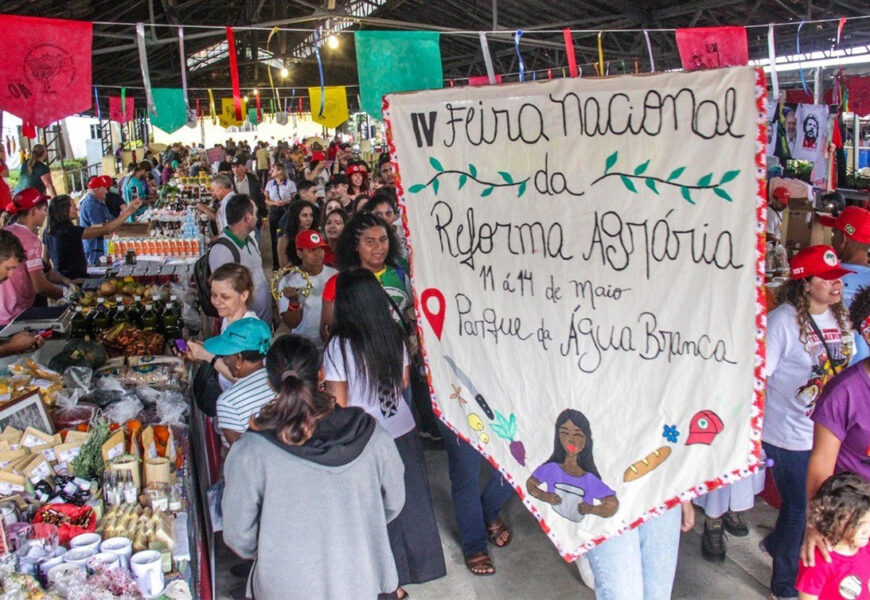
[216,442,775,600]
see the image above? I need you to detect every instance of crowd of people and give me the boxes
[2,134,870,600]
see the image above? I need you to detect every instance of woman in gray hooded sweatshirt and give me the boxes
[222,334,406,600]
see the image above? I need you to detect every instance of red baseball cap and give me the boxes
[6,188,49,214]
[295,229,329,250]
[789,245,855,280]
[817,206,870,244]
[686,410,724,446]
[346,163,368,176]
[88,175,113,190]
[310,151,326,162]
[771,186,790,203]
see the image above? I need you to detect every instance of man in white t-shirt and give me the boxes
[278,230,336,351]
[195,173,234,233]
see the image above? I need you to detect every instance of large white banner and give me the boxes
[385,67,766,559]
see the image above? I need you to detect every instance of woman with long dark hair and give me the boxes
[324,269,446,598]
[43,194,140,280]
[346,163,369,197]
[319,212,408,340]
[526,409,618,517]
[277,200,319,268]
[320,208,346,269]
[223,334,406,600]
[15,145,55,196]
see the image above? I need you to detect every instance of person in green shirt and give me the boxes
[15,145,55,196]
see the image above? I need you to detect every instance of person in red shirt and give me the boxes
[797,472,870,600]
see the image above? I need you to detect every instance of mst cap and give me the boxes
[295,230,329,250]
[789,245,855,280]
[7,188,49,214]
[817,206,870,244]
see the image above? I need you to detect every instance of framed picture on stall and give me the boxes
[0,391,53,434]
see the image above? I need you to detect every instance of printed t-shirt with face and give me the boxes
[277,266,337,352]
[216,366,274,447]
[217,310,258,392]
[0,224,42,325]
[530,462,615,503]
[811,362,870,481]
[323,338,414,439]
[796,546,870,600]
[764,303,854,451]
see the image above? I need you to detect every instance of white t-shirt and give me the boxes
[217,310,259,391]
[323,338,414,439]
[277,266,336,352]
[764,304,854,450]
[217,191,235,233]
[766,207,784,240]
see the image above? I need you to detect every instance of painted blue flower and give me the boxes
[663,424,679,444]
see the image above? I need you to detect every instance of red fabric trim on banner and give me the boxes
[563,28,578,78]
[226,27,243,121]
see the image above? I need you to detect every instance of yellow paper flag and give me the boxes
[308,86,349,129]
[219,97,247,128]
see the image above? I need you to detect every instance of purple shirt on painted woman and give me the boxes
[531,462,616,501]
[812,362,870,482]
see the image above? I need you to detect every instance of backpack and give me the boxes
[193,238,241,318]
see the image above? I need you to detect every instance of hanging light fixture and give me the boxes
[327,34,339,49]
[243,95,249,102]
[280,66,289,78]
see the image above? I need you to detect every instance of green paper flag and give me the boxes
[248,108,261,125]
[149,88,188,134]
[355,31,443,118]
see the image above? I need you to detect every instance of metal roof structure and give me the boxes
[4,0,870,113]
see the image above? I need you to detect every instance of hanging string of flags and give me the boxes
[1,12,870,134]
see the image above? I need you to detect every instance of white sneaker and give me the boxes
[575,555,595,590]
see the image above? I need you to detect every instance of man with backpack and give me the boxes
[206,195,272,323]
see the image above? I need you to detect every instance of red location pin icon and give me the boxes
[420,288,446,340]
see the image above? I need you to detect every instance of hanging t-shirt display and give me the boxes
[792,103,829,164]
[766,100,779,157]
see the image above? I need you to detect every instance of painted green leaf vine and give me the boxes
[406,157,529,198]
[592,151,740,205]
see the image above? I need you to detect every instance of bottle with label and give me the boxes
[128,295,145,327]
[123,471,137,505]
[160,296,181,339]
[140,304,158,331]
[103,471,114,507]
[70,306,91,339]
[110,471,123,506]
[115,303,130,326]
[91,298,111,334]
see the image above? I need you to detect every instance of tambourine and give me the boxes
[270,265,314,301]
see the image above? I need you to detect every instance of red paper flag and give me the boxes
[226,27,243,121]
[468,75,503,86]
[675,26,748,72]
[0,15,93,128]
[848,76,870,117]
[109,96,135,123]
[21,122,36,139]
